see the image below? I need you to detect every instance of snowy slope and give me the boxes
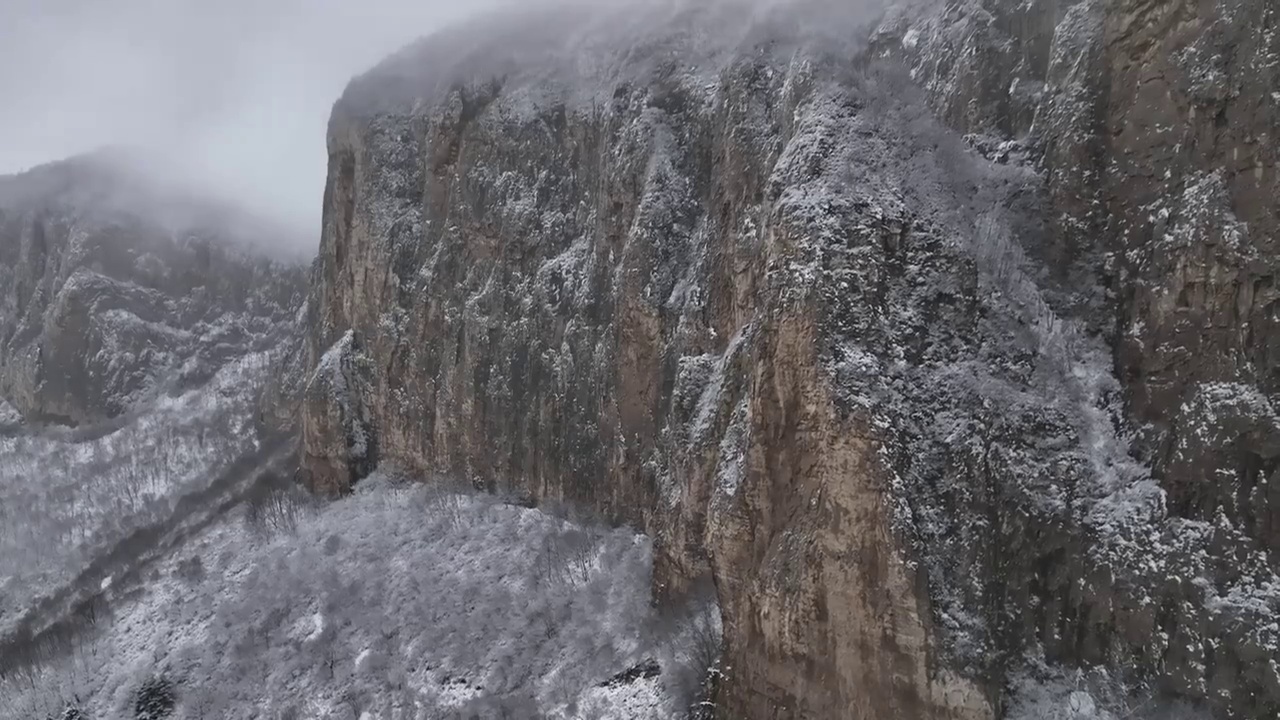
[0,475,716,720]
[0,350,282,642]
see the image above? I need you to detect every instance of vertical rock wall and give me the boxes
[302,1,1279,717]
[302,10,992,716]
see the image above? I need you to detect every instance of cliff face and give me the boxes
[0,153,307,426]
[302,1,1278,717]
[883,0,1280,713]
[886,0,1280,559]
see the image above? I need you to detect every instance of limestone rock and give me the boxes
[883,0,1280,715]
[302,1,1278,717]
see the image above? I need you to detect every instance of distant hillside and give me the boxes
[0,151,307,426]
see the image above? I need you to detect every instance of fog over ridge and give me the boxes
[0,0,500,246]
[0,0,889,250]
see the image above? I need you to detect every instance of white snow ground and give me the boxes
[0,472,714,720]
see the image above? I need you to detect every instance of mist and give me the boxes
[0,0,499,247]
[0,0,891,251]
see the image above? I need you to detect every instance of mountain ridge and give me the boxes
[0,152,308,426]
[1,0,1275,717]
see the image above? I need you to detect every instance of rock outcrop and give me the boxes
[301,1,1278,717]
[879,0,1280,714]
[0,152,308,425]
[885,0,1280,549]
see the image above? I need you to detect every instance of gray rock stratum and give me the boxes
[0,152,307,426]
[300,1,1279,718]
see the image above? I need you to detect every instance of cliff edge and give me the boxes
[302,1,1279,717]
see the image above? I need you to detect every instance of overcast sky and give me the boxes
[0,0,495,244]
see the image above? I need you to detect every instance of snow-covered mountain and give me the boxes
[0,150,706,719]
[0,151,307,426]
[302,0,1278,718]
[3,1,1278,719]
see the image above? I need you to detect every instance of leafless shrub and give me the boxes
[74,593,111,630]
[533,525,605,590]
[243,470,311,536]
[413,474,474,529]
[321,534,343,557]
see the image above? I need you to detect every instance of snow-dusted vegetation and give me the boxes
[5,0,1277,717]
[1005,663,1208,720]
[0,327,712,719]
[0,473,717,720]
[0,351,275,641]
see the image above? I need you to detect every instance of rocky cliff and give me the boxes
[0,152,308,426]
[883,0,1280,713]
[301,1,1278,717]
[883,0,1279,560]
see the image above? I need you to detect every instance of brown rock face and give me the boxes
[893,0,1280,548]
[303,5,991,717]
[303,1,1278,717]
[0,153,307,425]
[883,0,1280,715]
[1103,0,1279,549]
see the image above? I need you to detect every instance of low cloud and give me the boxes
[0,0,889,251]
[0,0,497,246]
